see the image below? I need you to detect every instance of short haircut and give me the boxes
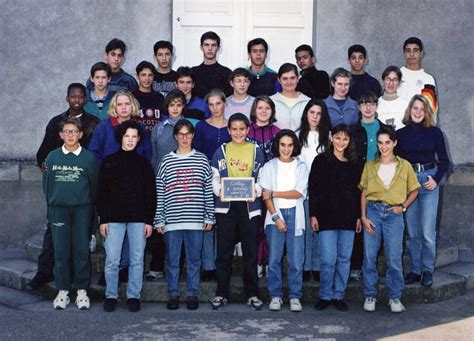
[205,88,226,104]
[176,66,195,82]
[200,31,220,46]
[381,65,402,81]
[358,92,378,104]
[114,120,143,145]
[271,129,301,157]
[403,37,423,51]
[108,90,140,118]
[136,60,155,75]
[105,38,126,54]
[402,94,435,127]
[377,125,397,142]
[59,117,82,131]
[277,63,298,78]
[348,44,367,59]
[230,67,250,81]
[247,38,268,53]
[173,119,196,135]
[153,40,174,55]
[90,62,112,78]
[250,96,276,123]
[67,83,86,96]
[294,44,314,57]
[330,67,352,83]
[228,112,250,128]
[328,124,357,163]
[164,89,186,115]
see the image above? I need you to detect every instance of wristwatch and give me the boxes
[271,214,280,222]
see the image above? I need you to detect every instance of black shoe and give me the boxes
[127,298,141,312]
[421,271,433,287]
[167,296,179,310]
[332,299,348,312]
[314,299,331,311]
[186,296,199,310]
[119,268,129,283]
[98,273,106,287]
[103,298,117,312]
[312,271,320,282]
[303,271,311,282]
[26,272,53,291]
[404,272,421,284]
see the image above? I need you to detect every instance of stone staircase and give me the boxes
[0,226,473,304]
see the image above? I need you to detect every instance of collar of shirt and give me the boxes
[62,144,82,156]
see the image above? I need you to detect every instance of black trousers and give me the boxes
[350,231,363,270]
[215,202,259,299]
[148,229,166,272]
[37,222,55,277]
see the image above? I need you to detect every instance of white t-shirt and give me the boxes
[397,66,436,103]
[377,163,397,189]
[299,131,321,171]
[377,97,409,130]
[276,159,297,208]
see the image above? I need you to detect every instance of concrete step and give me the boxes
[1,248,470,304]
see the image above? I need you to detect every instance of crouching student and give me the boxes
[155,120,215,310]
[210,113,265,310]
[98,120,156,313]
[359,126,419,313]
[43,118,98,310]
[258,130,308,312]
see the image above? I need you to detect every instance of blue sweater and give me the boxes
[86,68,138,93]
[324,96,359,126]
[396,123,450,184]
[348,72,382,101]
[193,120,231,160]
[88,118,152,165]
[247,66,278,97]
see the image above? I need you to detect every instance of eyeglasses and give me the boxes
[384,78,400,84]
[62,129,80,136]
[176,132,193,139]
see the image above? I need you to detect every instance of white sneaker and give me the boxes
[247,296,263,310]
[269,297,283,311]
[388,299,406,313]
[364,297,376,312]
[257,265,264,279]
[290,298,302,312]
[53,290,70,310]
[76,289,90,310]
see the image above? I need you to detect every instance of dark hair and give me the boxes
[294,44,314,57]
[330,67,352,83]
[271,129,301,158]
[377,125,397,142]
[247,38,268,53]
[136,61,155,75]
[230,67,250,81]
[297,99,331,153]
[164,89,186,115]
[67,83,86,96]
[176,66,195,82]
[250,96,276,124]
[277,63,298,78]
[114,120,143,145]
[59,117,82,131]
[381,65,402,81]
[403,37,423,51]
[173,119,195,135]
[105,38,126,54]
[153,40,173,55]
[228,113,250,128]
[200,31,220,46]
[327,124,357,163]
[348,44,367,59]
[90,62,112,78]
[358,91,378,104]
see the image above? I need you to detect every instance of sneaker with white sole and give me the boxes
[210,296,227,310]
[145,271,164,281]
[363,297,376,312]
[388,299,406,313]
[269,297,283,311]
[247,296,263,310]
[257,265,264,279]
[76,289,90,310]
[53,290,70,310]
[350,270,362,281]
[290,298,303,312]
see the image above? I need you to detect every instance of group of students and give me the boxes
[28,31,449,315]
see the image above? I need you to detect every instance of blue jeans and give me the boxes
[164,229,203,297]
[319,230,355,300]
[363,202,405,299]
[201,229,216,270]
[104,222,146,299]
[266,207,304,299]
[303,200,320,271]
[405,168,439,274]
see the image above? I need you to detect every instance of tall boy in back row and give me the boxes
[294,44,330,100]
[347,45,382,101]
[152,40,177,97]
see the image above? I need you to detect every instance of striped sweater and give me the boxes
[154,149,215,231]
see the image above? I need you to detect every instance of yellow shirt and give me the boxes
[359,156,420,206]
[226,142,254,178]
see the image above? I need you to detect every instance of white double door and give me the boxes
[172,0,314,71]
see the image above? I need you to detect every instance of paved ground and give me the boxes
[1,286,473,340]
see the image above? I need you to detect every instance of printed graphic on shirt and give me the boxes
[51,165,84,182]
[165,168,204,202]
[228,157,250,172]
